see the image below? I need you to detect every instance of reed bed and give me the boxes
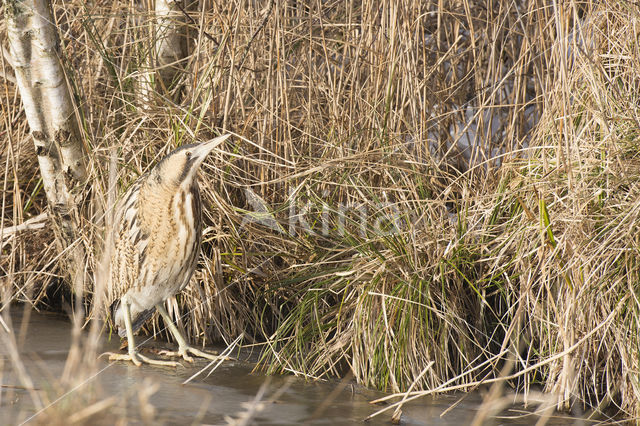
[1,0,639,420]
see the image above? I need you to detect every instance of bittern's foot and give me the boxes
[158,345,229,363]
[103,351,181,367]
[153,304,233,363]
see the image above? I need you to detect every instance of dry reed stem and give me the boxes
[1,0,640,420]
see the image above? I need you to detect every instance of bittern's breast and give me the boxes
[137,181,202,300]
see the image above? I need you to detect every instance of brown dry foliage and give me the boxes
[1,0,640,419]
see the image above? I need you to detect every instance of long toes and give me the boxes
[186,347,230,361]
[105,352,128,361]
[137,353,181,367]
[106,352,142,367]
[105,351,179,367]
[157,350,193,362]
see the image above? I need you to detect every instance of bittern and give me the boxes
[103,134,230,366]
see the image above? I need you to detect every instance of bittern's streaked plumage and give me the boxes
[104,134,230,366]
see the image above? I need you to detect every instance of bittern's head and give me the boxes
[150,134,230,187]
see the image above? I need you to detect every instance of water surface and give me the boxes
[0,309,586,425]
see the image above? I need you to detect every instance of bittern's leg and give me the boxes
[156,303,224,362]
[106,301,179,367]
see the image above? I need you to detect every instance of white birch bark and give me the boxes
[5,0,88,293]
[139,0,187,104]
[155,0,187,91]
[30,0,87,182]
[138,6,155,107]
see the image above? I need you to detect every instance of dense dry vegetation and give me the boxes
[2,0,640,421]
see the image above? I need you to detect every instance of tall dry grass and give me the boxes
[1,0,640,420]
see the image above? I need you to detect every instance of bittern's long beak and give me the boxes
[193,134,231,160]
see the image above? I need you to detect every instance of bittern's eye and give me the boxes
[185,151,192,159]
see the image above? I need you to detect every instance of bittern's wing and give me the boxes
[106,180,148,306]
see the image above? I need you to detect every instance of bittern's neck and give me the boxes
[137,180,182,229]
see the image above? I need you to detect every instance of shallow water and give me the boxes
[1,309,585,425]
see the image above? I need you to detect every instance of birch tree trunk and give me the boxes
[139,0,188,105]
[155,0,187,91]
[5,0,88,294]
